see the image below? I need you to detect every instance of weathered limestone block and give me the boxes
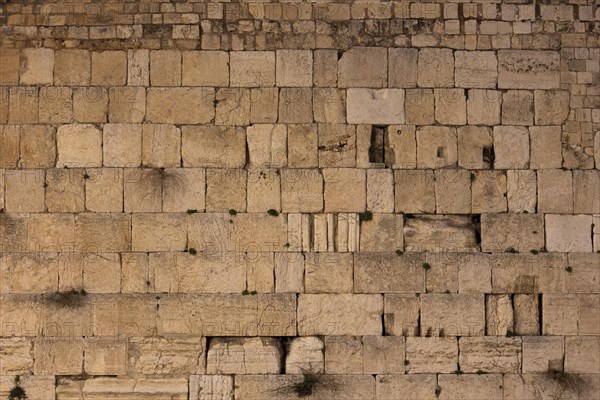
[522,336,564,373]
[434,169,471,214]
[141,124,181,168]
[305,253,352,294]
[75,213,130,253]
[435,88,466,125]
[538,170,573,213]
[73,87,108,123]
[367,169,394,213]
[502,90,534,125]
[437,374,502,400]
[503,374,596,400]
[150,50,181,86]
[546,214,593,252]
[324,336,364,374]
[247,169,281,212]
[103,124,142,167]
[247,253,275,294]
[486,295,514,336]
[384,125,417,169]
[34,338,83,375]
[207,337,282,374]
[108,87,146,123]
[455,51,497,88]
[81,253,120,294]
[162,168,206,212]
[146,88,214,124]
[0,125,20,168]
[360,214,404,252]
[230,213,287,252]
[405,89,434,125]
[313,49,337,87]
[355,253,424,293]
[514,294,540,335]
[0,376,54,400]
[491,253,567,294]
[534,90,570,125]
[318,124,356,167]
[405,337,458,374]
[8,87,38,124]
[529,126,562,169]
[182,126,245,168]
[275,252,304,293]
[84,338,127,375]
[389,48,417,88]
[91,51,127,85]
[565,336,600,374]
[250,87,278,124]
[376,375,437,400]
[313,88,345,123]
[418,48,454,87]
[78,378,188,399]
[235,375,376,400]
[20,125,56,168]
[129,337,205,375]
[286,337,324,374]
[404,215,479,252]
[278,88,312,123]
[230,51,275,87]
[494,126,530,169]
[0,338,33,374]
[151,252,245,294]
[39,87,73,123]
[507,170,537,213]
[498,50,560,89]
[6,253,58,294]
[27,213,76,252]
[4,169,45,212]
[421,294,485,336]
[187,213,231,253]
[246,124,287,168]
[20,48,54,85]
[575,295,599,335]
[132,213,186,252]
[481,214,544,252]
[206,169,247,212]
[566,253,600,294]
[57,124,103,168]
[384,294,420,336]
[158,294,296,336]
[190,375,233,400]
[215,88,250,126]
[416,126,457,168]
[182,51,229,86]
[298,294,383,336]
[276,50,312,87]
[573,170,600,214]
[323,168,366,212]
[459,337,521,373]
[347,88,404,124]
[0,214,28,252]
[542,294,579,335]
[121,253,149,294]
[0,48,19,84]
[85,168,123,212]
[467,89,501,125]
[287,124,318,168]
[127,49,149,86]
[363,336,404,374]
[338,47,387,88]
[93,294,157,337]
[471,170,507,213]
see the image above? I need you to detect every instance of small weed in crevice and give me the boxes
[242,289,250,295]
[359,211,373,222]
[454,368,463,375]
[435,385,442,398]
[476,370,487,375]
[565,266,573,273]
[267,209,279,217]
[395,249,403,256]
[45,289,88,308]
[507,248,519,254]
[186,247,197,255]
[229,209,237,216]
[530,249,539,255]
[83,173,90,180]
[186,209,198,214]
[422,263,431,271]
[9,376,27,400]
[506,330,516,337]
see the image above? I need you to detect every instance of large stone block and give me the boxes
[0,338,33,374]
[529,126,562,169]
[276,50,312,87]
[45,169,85,213]
[205,169,247,212]
[287,124,318,168]
[421,294,485,336]
[389,48,417,88]
[285,337,324,374]
[182,126,246,168]
[346,89,405,124]
[230,51,275,87]
[494,126,530,169]
[39,87,72,123]
[318,124,356,167]
[435,88,466,125]
[481,214,544,252]
[404,215,479,252]
[146,88,214,124]
[207,337,282,374]
[127,49,149,86]
[57,124,103,168]
[416,126,457,169]
[150,50,181,86]
[384,294,420,336]
[246,124,287,168]
[109,87,146,123]
[55,50,91,85]
[34,338,83,375]
[434,169,471,214]
[459,337,521,373]
[182,51,229,86]
[189,375,233,400]
[4,169,45,212]
[467,89,501,125]
[323,168,366,212]
[502,90,534,125]
[534,90,570,125]
[355,253,424,293]
[418,48,454,87]
[20,48,54,85]
[128,337,206,375]
[360,214,404,252]
[103,124,142,167]
[305,253,352,294]
[507,170,537,213]
[537,170,573,213]
[455,51,497,88]
[281,169,323,213]
[85,168,123,212]
[486,294,514,336]
[498,50,560,89]
[20,125,56,168]
[522,336,564,373]
[131,213,186,252]
[437,374,502,400]
[0,48,19,84]
[405,337,458,374]
[215,88,251,126]
[545,214,593,252]
[376,375,437,400]
[91,51,127,86]
[338,47,387,88]
[141,124,181,168]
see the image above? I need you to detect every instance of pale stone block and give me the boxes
[578,294,600,335]
[141,124,181,168]
[0,48,20,84]
[457,126,493,169]
[405,89,434,125]
[75,377,187,399]
[514,294,540,335]
[573,170,600,214]
[182,126,246,168]
[546,214,593,252]
[247,124,287,168]
[75,213,130,253]
[347,88,405,124]
[522,337,564,373]
[230,51,275,87]
[278,87,312,123]
[324,336,364,374]
[73,87,108,123]
[355,253,423,293]
[486,295,514,336]
[529,126,562,169]
[313,88,345,123]
[121,253,149,294]
[20,125,56,168]
[46,168,85,212]
[338,47,387,88]
[435,88,466,125]
[405,338,458,374]
[20,48,54,85]
[376,375,437,400]
[360,212,403,250]
[190,375,233,400]
[123,168,161,212]
[538,170,573,213]
[57,124,103,168]
[247,169,281,212]
[367,169,394,213]
[182,51,229,86]
[215,88,250,126]
[250,88,278,123]
[404,215,479,253]
[287,124,318,168]
[103,124,142,167]
[364,336,404,374]
[276,50,312,87]
[418,48,454,87]
[1,376,55,400]
[132,213,186,252]
[0,338,33,374]
[305,253,352,294]
[595,131,600,169]
[507,170,537,213]
[565,336,600,374]
[207,337,282,374]
[281,169,323,213]
[109,87,146,123]
[206,169,247,212]
[298,294,383,336]
[566,253,600,294]
[6,253,58,293]
[542,294,579,335]
[4,169,45,212]
[482,214,544,252]
[421,294,485,336]
[85,168,123,212]
[162,168,206,212]
[455,51,497,88]
[128,337,205,375]
[502,90,534,125]
[274,252,304,293]
[491,253,567,294]
[127,49,149,86]
[467,89,501,125]
[34,338,83,375]
[472,170,508,213]
[323,168,366,212]
[55,50,91,85]
[91,51,127,86]
[503,374,584,400]
[435,169,471,214]
[147,88,214,124]
[39,87,73,123]
[230,214,287,252]
[384,294,420,336]
[150,50,181,86]
[534,90,570,125]
[314,49,337,87]
[27,213,76,252]
[494,126,530,169]
[318,124,356,167]
[286,337,324,374]
[437,375,502,400]
[389,48,417,88]
[0,214,28,252]
[498,50,560,89]
[457,253,492,293]
[9,87,38,124]
[0,125,20,168]
[416,126,457,169]
[84,338,127,375]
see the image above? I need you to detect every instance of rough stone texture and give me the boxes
[481,214,544,252]
[346,89,405,124]
[546,214,593,253]
[404,215,479,253]
[285,337,324,374]
[206,338,282,374]
[405,338,458,374]
[421,294,485,337]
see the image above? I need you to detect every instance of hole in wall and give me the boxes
[482,146,495,169]
[369,125,386,164]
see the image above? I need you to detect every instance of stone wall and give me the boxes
[0,0,599,399]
